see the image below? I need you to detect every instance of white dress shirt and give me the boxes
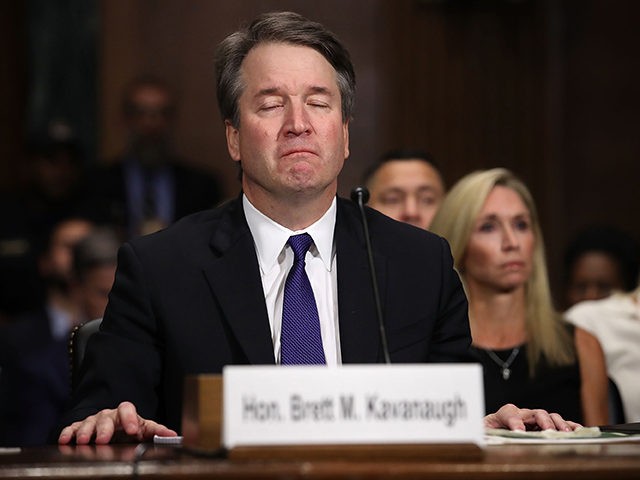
[243,195,341,365]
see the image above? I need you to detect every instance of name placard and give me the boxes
[222,364,485,448]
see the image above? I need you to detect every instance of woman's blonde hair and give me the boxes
[430,168,574,374]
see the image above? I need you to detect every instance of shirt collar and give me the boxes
[46,302,74,341]
[243,194,336,274]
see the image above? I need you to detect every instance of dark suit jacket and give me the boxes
[0,309,69,446]
[62,196,471,433]
[87,158,224,235]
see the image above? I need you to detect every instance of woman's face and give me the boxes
[463,186,536,293]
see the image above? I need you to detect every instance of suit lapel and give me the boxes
[200,197,387,366]
[335,199,387,364]
[202,198,275,365]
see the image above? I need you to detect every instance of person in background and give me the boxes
[88,76,223,238]
[565,285,640,422]
[364,149,445,230]
[430,168,609,426]
[70,229,121,323]
[0,219,120,446]
[0,121,88,319]
[58,12,581,446]
[563,225,640,310]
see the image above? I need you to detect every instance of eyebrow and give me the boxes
[382,186,440,194]
[479,212,530,221]
[415,185,441,193]
[307,86,333,96]
[254,85,334,98]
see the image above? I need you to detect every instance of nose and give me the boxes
[400,196,420,222]
[583,283,609,302]
[502,225,520,250]
[284,101,312,136]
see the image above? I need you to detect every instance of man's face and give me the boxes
[225,43,349,206]
[126,84,174,167]
[74,264,117,323]
[126,85,173,140]
[32,149,80,200]
[41,220,93,286]
[368,160,445,230]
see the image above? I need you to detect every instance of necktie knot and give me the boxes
[287,233,313,262]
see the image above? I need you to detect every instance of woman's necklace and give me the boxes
[485,347,520,380]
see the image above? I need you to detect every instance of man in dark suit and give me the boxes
[59,12,580,445]
[0,222,119,446]
[88,76,223,238]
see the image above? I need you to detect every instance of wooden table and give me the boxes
[1,441,640,479]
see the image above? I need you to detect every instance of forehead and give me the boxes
[374,160,443,190]
[53,221,92,244]
[573,251,621,276]
[240,42,338,92]
[480,185,529,215]
[130,85,171,106]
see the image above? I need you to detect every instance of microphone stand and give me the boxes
[350,187,391,364]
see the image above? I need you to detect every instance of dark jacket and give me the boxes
[62,196,471,433]
[87,158,224,235]
[0,309,70,446]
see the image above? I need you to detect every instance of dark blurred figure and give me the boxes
[87,76,223,238]
[0,225,119,446]
[0,121,88,320]
[363,149,445,230]
[564,226,640,309]
[70,230,120,322]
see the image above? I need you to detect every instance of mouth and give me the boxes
[502,261,525,270]
[280,146,318,158]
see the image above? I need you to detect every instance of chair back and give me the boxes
[608,377,626,425]
[68,318,102,390]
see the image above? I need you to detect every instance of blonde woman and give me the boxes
[431,168,608,425]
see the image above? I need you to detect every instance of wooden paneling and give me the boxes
[99,0,383,200]
[561,0,640,241]
[1,0,635,303]
[0,2,26,192]
[376,0,640,299]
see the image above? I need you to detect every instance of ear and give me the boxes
[225,120,241,162]
[342,120,350,160]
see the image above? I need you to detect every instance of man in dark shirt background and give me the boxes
[88,76,224,238]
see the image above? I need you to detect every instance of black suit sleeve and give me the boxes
[427,236,473,363]
[60,242,164,428]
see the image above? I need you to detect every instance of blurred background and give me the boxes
[1,0,639,304]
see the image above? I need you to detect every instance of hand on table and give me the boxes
[484,403,582,432]
[58,401,177,445]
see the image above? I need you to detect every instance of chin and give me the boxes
[497,279,527,293]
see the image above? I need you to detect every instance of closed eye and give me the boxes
[260,103,283,111]
[308,101,330,108]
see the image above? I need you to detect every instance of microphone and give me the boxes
[350,187,391,364]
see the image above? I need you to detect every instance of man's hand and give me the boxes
[58,401,177,445]
[484,403,583,432]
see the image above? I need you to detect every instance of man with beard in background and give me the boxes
[88,76,223,238]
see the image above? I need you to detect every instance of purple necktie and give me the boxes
[280,233,326,365]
